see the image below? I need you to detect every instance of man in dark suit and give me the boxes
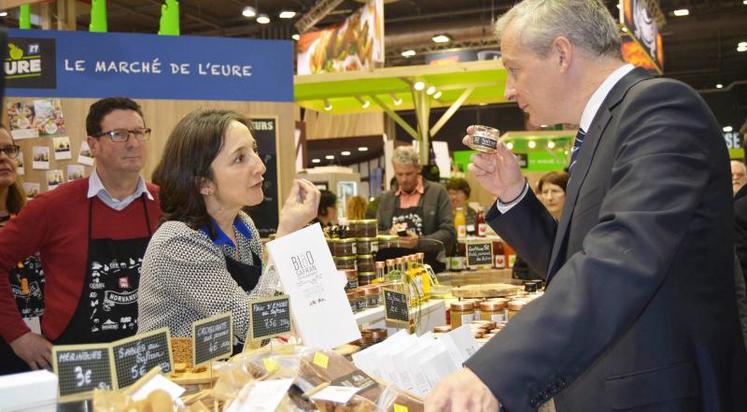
[426,1,747,411]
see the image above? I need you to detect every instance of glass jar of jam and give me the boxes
[342,269,358,290]
[356,237,379,255]
[330,238,357,257]
[358,271,376,286]
[480,299,508,323]
[450,301,475,329]
[363,285,382,307]
[357,254,375,273]
[378,235,399,250]
[335,256,357,271]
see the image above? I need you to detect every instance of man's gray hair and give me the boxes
[495,0,622,59]
[392,145,421,167]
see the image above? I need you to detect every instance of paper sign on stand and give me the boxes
[266,224,361,350]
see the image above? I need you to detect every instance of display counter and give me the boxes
[354,299,446,336]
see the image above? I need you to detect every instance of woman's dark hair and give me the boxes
[1,127,25,214]
[153,109,253,230]
[318,190,337,216]
[85,97,144,136]
[446,177,471,198]
[537,171,570,193]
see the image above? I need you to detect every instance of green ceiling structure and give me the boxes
[294,60,509,164]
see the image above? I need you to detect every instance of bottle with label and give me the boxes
[466,208,476,237]
[476,207,488,237]
[406,255,423,305]
[493,239,506,269]
[504,241,517,268]
[455,207,466,239]
[450,241,466,272]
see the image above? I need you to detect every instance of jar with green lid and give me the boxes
[356,237,379,255]
[335,256,357,271]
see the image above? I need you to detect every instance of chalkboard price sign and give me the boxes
[192,312,233,366]
[466,241,493,269]
[52,343,114,398]
[383,289,409,323]
[111,327,172,389]
[249,295,292,341]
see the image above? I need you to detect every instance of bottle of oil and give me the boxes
[455,207,466,239]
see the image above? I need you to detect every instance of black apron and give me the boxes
[222,238,262,354]
[55,196,152,345]
[391,196,425,236]
[0,255,45,375]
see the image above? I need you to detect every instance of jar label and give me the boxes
[494,255,506,269]
[491,313,505,323]
[461,313,473,324]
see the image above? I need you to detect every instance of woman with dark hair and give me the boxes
[446,177,476,229]
[512,171,569,280]
[137,110,319,347]
[0,126,45,375]
[312,189,337,227]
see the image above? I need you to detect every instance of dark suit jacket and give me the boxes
[734,185,747,280]
[465,68,747,411]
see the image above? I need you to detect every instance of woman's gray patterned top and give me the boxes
[137,212,278,343]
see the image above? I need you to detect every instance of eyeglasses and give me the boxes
[0,145,21,159]
[93,128,151,142]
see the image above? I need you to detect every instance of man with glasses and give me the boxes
[0,97,161,371]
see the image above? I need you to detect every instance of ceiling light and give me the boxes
[738,46,747,53]
[257,13,270,24]
[433,91,442,99]
[716,83,724,89]
[279,10,296,19]
[739,41,747,48]
[401,49,416,58]
[323,99,332,111]
[242,6,256,18]
[527,140,537,149]
[547,141,556,149]
[426,86,436,95]
[506,142,514,150]
[358,146,368,152]
[390,93,402,106]
[311,158,321,164]
[673,9,689,17]
[325,155,335,160]
[432,34,451,43]
[723,126,734,133]
[479,102,488,106]
[341,151,351,156]
[355,96,370,109]
[413,81,425,91]
[0,11,7,17]
[621,26,628,33]
[292,34,300,41]
[744,0,747,5]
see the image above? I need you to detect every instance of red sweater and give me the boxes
[0,178,160,343]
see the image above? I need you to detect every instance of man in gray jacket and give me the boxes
[376,146,456,256]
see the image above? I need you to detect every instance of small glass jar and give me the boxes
[507,298,528,319]
[347,220,361,238]
[375,261,386,281]
[350,219,378,238]
[358,271,376,286]
[450,301,475,329]
[354,289,366,311]
[480,299,508,323]
[357,254,375,273]
[356,237,379,255]
[466,125,500,153]
[378,235,399,250]
[360,328,388,348]
[347,290,362,313]
[335,256,358,271]
[363,285,382,307]
[330,238,357,257]
[342,269,358,290]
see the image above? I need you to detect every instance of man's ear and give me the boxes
[552,36,573,73]
[86,136,98,157]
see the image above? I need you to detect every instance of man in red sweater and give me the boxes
[0,97,161,372]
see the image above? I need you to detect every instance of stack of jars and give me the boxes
[348,219,379,287]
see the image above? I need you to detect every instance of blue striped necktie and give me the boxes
[569,128,586,174]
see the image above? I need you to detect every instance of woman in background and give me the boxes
[512,171,569,280]
[0,126,45,374]
[137,110,318,348]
